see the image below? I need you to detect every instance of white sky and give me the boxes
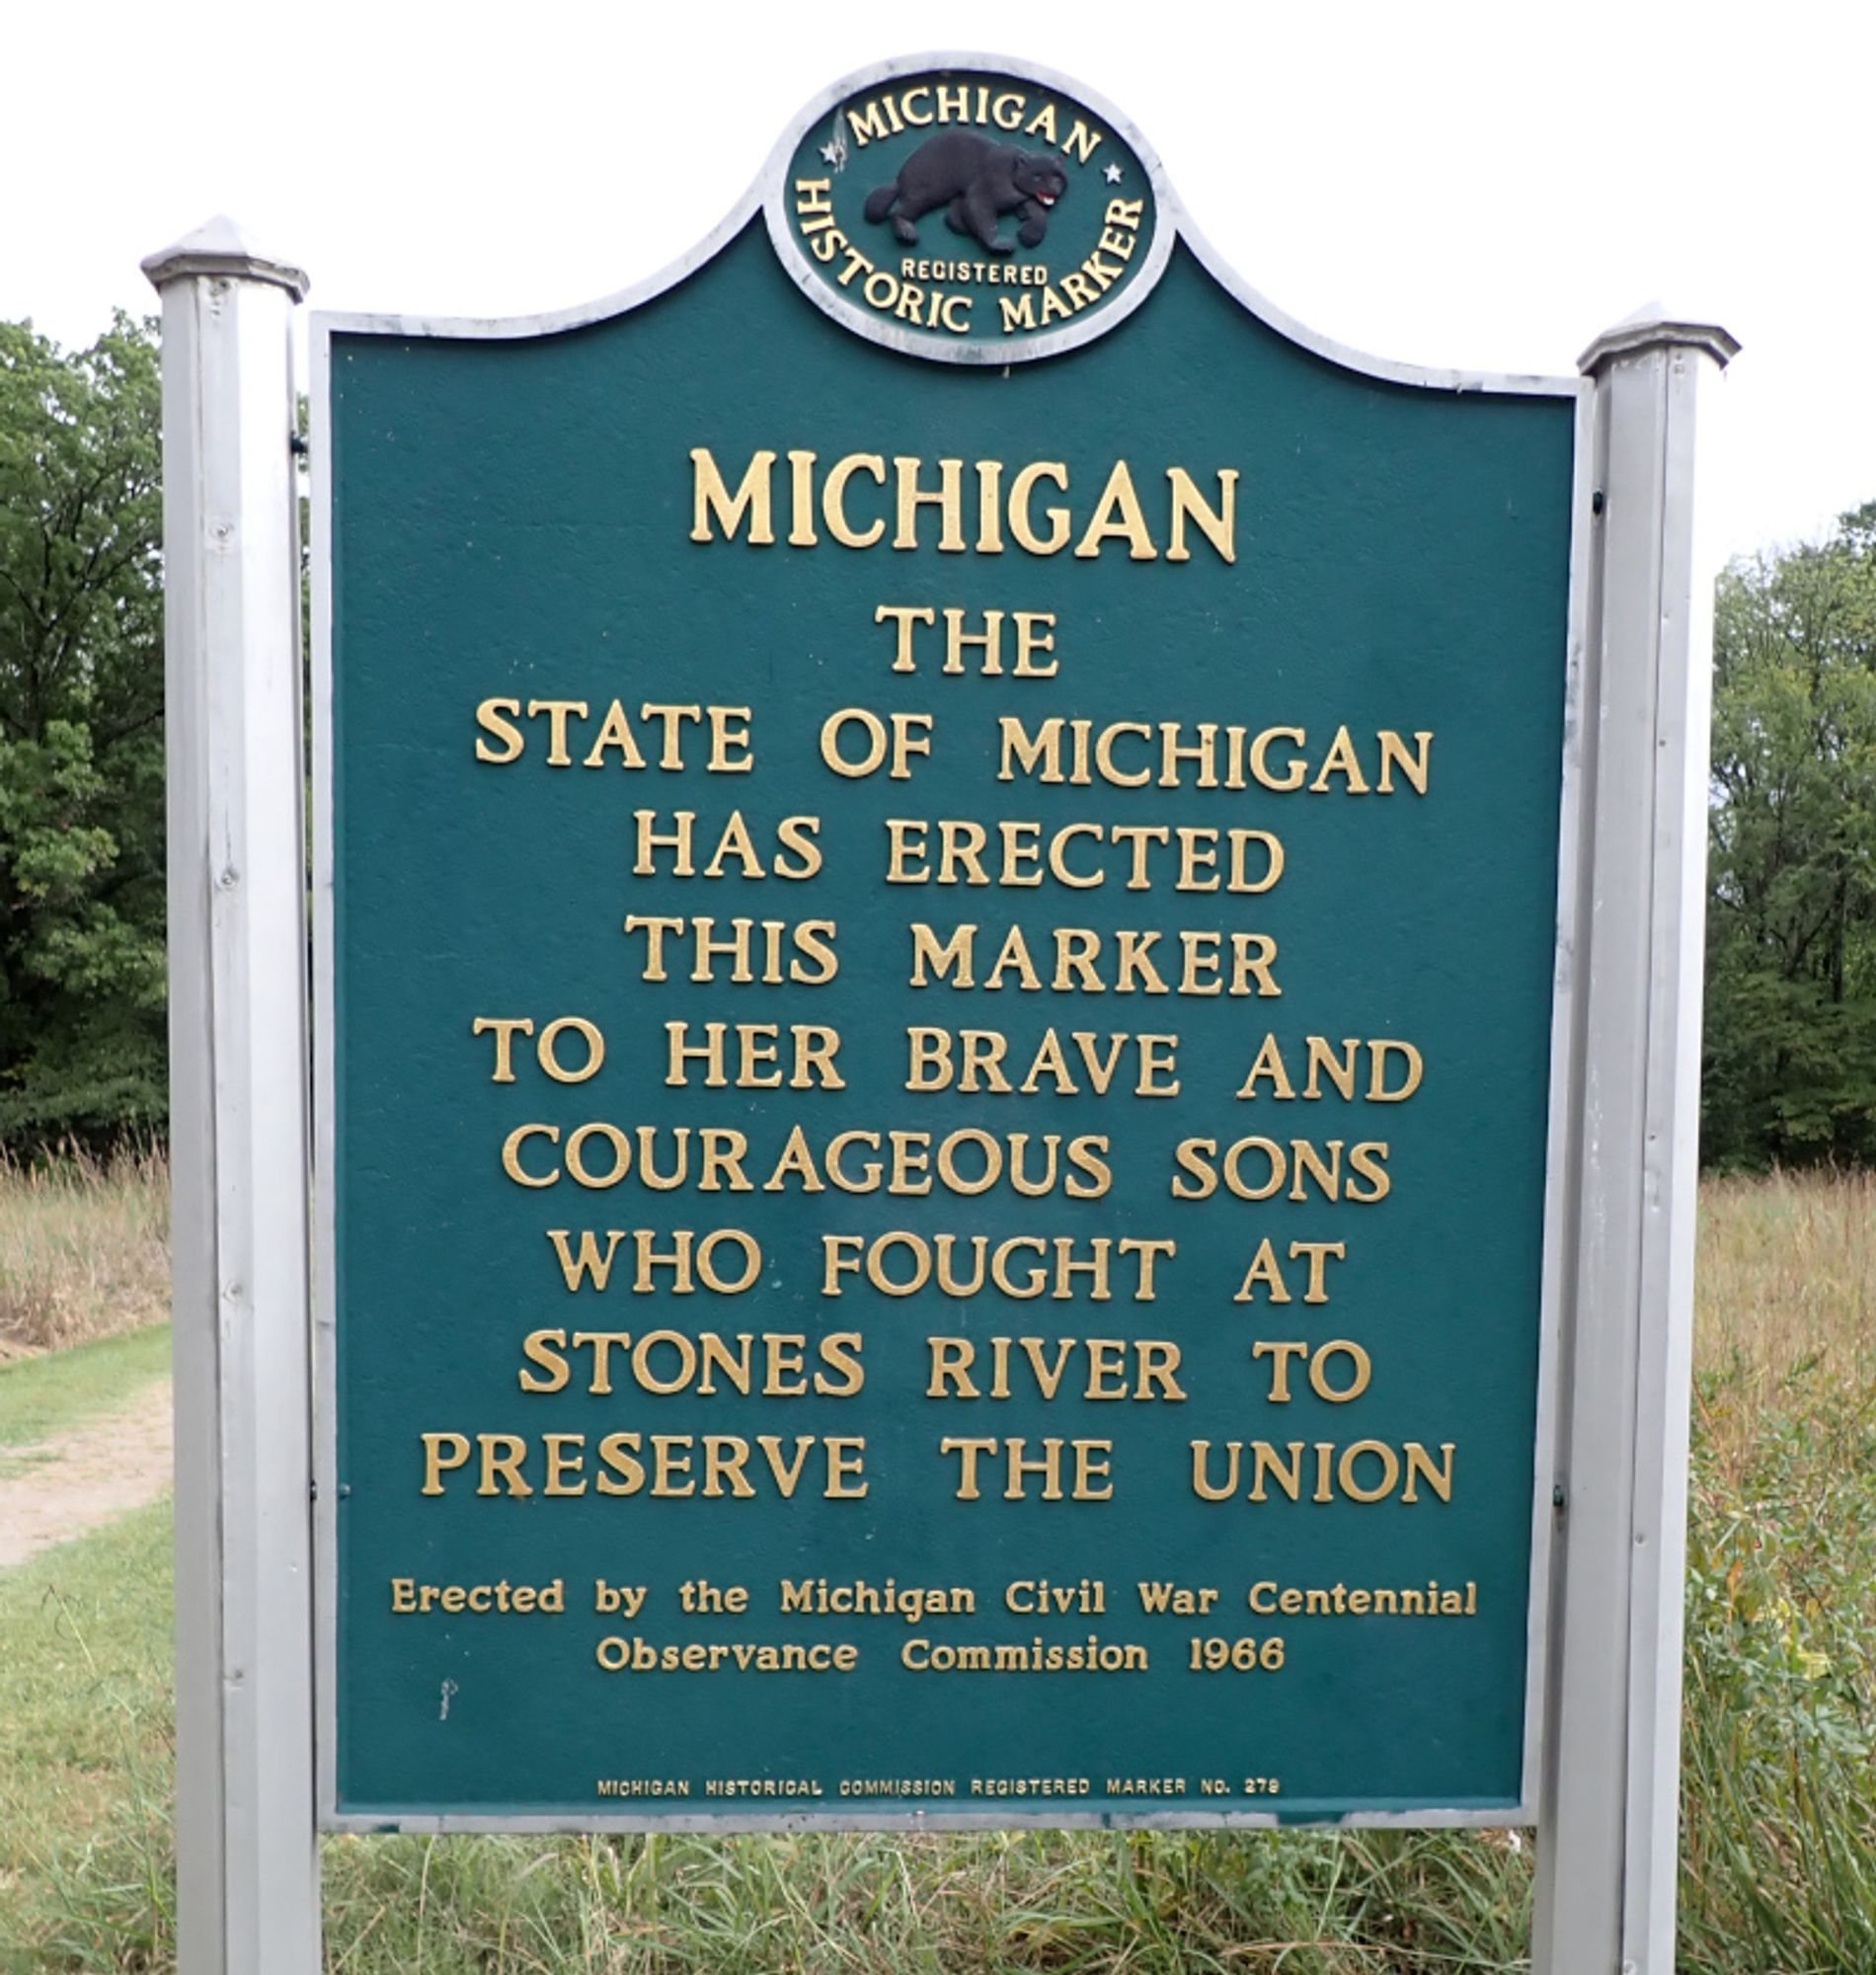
[4,0,1868,566]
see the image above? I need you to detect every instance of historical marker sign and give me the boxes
[313,55,1583,1829]
[768,61,1169,360]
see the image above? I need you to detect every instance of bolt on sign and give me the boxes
[313,54,1581,1829]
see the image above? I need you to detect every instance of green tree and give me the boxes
[1703,501,1876,1165]
[0,314,166,1146]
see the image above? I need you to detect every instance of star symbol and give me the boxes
[821,140,844,167]
[1104,162,1125,184]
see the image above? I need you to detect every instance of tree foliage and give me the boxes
[1703,502,1876,1166]
[0,314,166,1146]
[0,302,1869,1171]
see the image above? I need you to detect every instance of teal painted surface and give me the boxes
[327,218,1575,1821]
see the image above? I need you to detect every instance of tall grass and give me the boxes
[1681,1169,1876,1973]
[1694,1168,1876,1466]
[0,1146,169,1356]
[2,1170,1874,1969]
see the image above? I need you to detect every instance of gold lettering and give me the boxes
[1073,460,1157,560]
[1008,461,1070,554]
[690,447,775,544]
[474,697,523,762]
[822,453,888,546]
[1165,467,1238,563]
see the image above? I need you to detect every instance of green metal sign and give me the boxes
[315,54,1582,1830]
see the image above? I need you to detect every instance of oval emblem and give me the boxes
[766,57,1171,363]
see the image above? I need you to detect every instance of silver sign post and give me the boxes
[144,219,321,1975]
[1533,310,1737,1975]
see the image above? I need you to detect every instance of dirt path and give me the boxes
[0,1380,173,1568]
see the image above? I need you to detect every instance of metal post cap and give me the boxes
[1578,303,1739,375]
[142,215,309,301]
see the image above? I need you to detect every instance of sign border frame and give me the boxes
[309,49,1592,1835]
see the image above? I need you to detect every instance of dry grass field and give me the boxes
[0,1146,168,1358]
[1698,1169,1876,1370]
[1,1160,1872,1971]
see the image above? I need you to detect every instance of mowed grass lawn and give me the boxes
[2,1169,1874,1972]
[0,1324,171,1479]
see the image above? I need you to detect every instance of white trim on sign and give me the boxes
[310,47,1587,1835]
